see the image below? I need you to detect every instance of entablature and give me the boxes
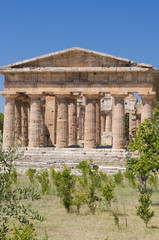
[3,68,153,88]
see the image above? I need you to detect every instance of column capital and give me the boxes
[139,93,156,100]
[70,92,81,99]
[55,94,71,98]
[104,110,112,115]
[111,94,128,99]
[83,94,101,99]
[18,96,30,103]
[1,93,18,99]
[28,94,42,99]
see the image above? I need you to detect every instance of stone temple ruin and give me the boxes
[0,47,159,153]
[77,93,141,147]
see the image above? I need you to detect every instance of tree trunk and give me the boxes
[140,176,148,192]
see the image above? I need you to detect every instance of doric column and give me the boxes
[69,97,77,146]
[84,95,97,149]
[101,112,105,136]
[56,96,69,148]
[45,96,57,146]
[140,95,154,123]
[40,104,45,146]
[21,99,29,146]
[105,110,112,132]
[14,99,21,145]
[112,94,127,150]
[27,102,30,139]
[3,94,16,147]
[96,98,101,145]
[28,95,41,148]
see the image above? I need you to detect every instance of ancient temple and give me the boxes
[0,47,158,150]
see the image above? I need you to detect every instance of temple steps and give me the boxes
[14,148,132,175]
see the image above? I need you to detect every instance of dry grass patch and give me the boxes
[19,176,159,240]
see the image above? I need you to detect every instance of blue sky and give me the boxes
[0,0,159,112]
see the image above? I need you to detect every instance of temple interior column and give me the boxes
[78,108,82,140]
[100,112,105,137]
[69,97,77,146]
[28,95,41,148]
[3,94,16,147]
[136,115,141,130]
[56,95,69,148]
[129,111,136,139]
[140,95,154,123]
[45,96,56,146]
[21,99,29,146]
[84,95,97,149]
[112,94,126,150]
[96,98,101,145]
[14,99,21,145]
[105,110,112,132]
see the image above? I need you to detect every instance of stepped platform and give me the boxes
[14,147,133,175]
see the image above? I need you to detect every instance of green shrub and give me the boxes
[26,168,37,184]
[72,188,87,213]
[51,165,76,212]
[9,223,48,240]
[124,169,136,187]
[36,169,50,195]
[147,173,158,188]
[136,191,154,227]
[114,170,124,185]
[99,171,109,183]
[11,168,18,184]
[77,160,102,214]
[10,223,37,240]
[102,181,115,207]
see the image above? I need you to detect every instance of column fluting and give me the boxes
[56,96,69,148]
[112,94,126,150]
[96,98,101,145]
[69,97,77,146]
[3,95,16,147]
[28,95,41,148]
[84,95,97,149]
[21,100,29,146]
[14,99,21,145]
[140,95,154,123]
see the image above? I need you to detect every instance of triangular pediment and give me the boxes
[1,47,144,69]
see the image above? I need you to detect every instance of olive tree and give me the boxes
[0,134,45,239]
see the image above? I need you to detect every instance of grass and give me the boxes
[18,175,159,240]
